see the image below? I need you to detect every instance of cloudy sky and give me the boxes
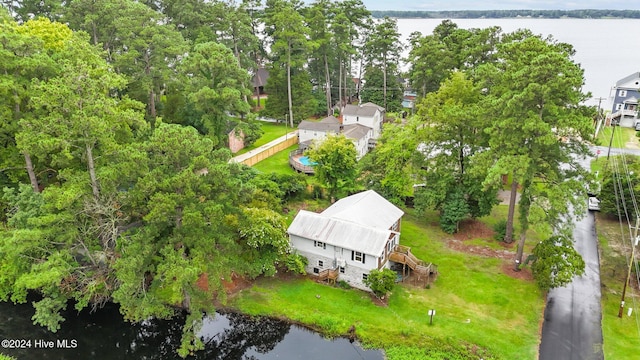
[342,1,635,11]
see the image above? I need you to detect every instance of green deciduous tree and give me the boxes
[238,207,289,277]
[306,134,358,201]
[363,268,396,298]
[530,235,585,291]
[413,72,499,232]
[358,120,419,205]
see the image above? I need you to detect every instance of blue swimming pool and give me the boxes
[299,156,317,166]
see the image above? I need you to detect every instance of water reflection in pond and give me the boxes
[0,301,383,359]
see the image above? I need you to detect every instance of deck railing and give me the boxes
[288,149,315,174]
[314,268,339,282]
[390,245,437,276]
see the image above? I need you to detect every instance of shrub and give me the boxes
[493,219,508,242]
[283,252,308,274]
[363,268,396,298]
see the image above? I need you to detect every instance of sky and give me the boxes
[335,1,635,11]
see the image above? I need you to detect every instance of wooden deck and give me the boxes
[390,245,438,285]
[313,268,339,284]
[289,149,315,174]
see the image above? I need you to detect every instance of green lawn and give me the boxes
[231,211,544,360]
[236,121,292,155]
[596,126,637,148]
[252,144,299,175]
[595,214,640,359]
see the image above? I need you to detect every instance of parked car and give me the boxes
[588,196,600,211]
[635,121,640,131]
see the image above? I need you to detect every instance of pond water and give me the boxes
[0,300,383,360]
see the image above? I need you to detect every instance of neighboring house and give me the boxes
[402,91,417,112]
[342,123,373,160]
[296,116,373,160]
[288,190,403,290]
[608,72,640,127]
[297,116,342,149]
[251,67,269,96]
[342,102,385,139]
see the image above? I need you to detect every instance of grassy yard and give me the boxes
[595,214,640,359]
[596,126,638,149]
[235,121,292,155]
[230,208,544,360]
[252,143,299,175]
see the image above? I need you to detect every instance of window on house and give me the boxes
[313,268,319,274]
[318,260,324,267]
[314,241,326,249]
[362,273,368,281]
[619,90,627,97]
[616,103,623,110]
[339,266,345,274]
[352,251,364,263]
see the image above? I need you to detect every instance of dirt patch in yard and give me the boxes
[221,273,253,296]
[501,262,534,281]
[447,238,514,260]
[453,219,495,240]
[446,219,534,281]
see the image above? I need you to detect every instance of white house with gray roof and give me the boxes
[287,190,404,291]
[297,116,373,160]
[342,102,385,138]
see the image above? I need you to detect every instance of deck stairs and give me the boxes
[315,268,339,283]
[389,245,437,277]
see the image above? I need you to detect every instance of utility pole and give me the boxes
[593,97,606,138]
[619,216,639,317]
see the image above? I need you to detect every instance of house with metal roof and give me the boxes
[288,190,436,291]
[608,72,640,127]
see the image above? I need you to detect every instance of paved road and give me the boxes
[539,153,604,360]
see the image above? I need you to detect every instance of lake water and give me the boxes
[396,18,640,108]
[0,300,383,360]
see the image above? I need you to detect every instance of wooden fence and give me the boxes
[232,133,298,166]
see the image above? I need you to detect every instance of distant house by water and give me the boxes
[608,72,640,127]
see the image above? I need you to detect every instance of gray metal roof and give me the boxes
[320,190,404,230]
[287,210,394,256]
[342,123,371,140]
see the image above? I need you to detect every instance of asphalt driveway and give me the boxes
[538,208,604,359]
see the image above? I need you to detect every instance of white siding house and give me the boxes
[287,190,404,291]
[342,102,385,139]
[297,116,341,147]
[297,116,374,159]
